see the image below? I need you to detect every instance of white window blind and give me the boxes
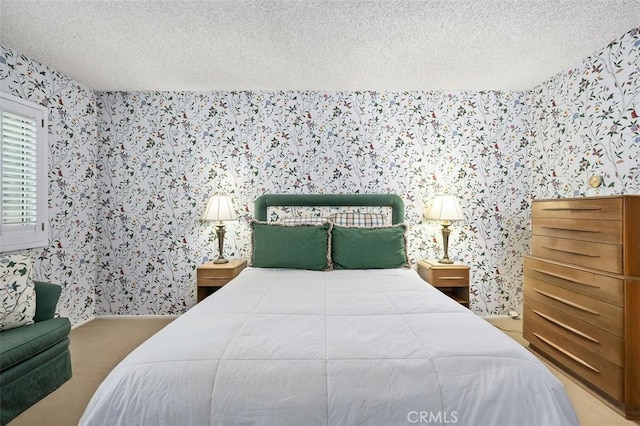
[0,92,48,252]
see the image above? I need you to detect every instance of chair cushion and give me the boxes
[0,254,36,331]
[0,317,71,371]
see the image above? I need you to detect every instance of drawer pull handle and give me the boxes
[532,268,600,288]
[533,289,601,315]
[533,333,600,373]
[439,276,465,280]
[541,207,602,212]
[541,226,601,233]
[201,277,226,281]
[542,246,600,258]
[533,310,599,343]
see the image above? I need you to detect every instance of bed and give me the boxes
[80,194,578,426]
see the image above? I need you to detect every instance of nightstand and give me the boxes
[196,259,247,302]
[417,259,470,307]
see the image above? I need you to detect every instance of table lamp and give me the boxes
[201,195,238,263]
[424,195,464,264]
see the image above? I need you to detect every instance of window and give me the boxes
[0,92,48,252]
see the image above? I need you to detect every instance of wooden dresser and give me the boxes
[523,195,640,419]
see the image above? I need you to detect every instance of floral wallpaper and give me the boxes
[94,90,530,316]
[1,45,98,326]
[528,27,640,198]
[1,26,638,325]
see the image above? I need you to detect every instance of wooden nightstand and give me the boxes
[196,259,247,302]
[417,259,470,307]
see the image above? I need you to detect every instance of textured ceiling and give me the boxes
[0,0,639,91]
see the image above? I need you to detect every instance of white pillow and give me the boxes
[0,254,36,331]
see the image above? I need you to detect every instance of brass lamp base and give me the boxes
[437,222,454,264]
[213,222,229,264]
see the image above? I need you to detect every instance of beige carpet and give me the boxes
[9,316,639,425]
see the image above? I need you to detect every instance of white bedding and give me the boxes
[80,268,578,426]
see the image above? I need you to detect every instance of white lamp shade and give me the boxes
[201,195,238,222]
[424,195,465,222]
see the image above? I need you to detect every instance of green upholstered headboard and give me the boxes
[254,194,405,224]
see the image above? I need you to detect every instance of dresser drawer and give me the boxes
[532,198,622,220]
[524,257,624,307]
[531,235,622,274]
[197,266,243,287]
[524,298,624,366]
[524,276,623,337]
[532,217,622,245]
[525,325,624,401]
[428,268,469,287]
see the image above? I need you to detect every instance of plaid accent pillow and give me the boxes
[330,212,387,227]
[280,216,329,225]
[0,254,36,331]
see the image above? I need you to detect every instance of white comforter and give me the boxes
[80,268,578,426]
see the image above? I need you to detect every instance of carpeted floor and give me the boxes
[9,316,639,425]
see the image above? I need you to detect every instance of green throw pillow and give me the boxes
[332,225,408,269]
[252,221,332,271]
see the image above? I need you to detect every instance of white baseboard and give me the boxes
[480,314,513,320]
[71,315,96,329]
[94,314,180,320]
[72,314,179,328]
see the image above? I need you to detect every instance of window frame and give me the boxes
[0,91,49,252]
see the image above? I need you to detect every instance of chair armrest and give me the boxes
[34,281,62,322]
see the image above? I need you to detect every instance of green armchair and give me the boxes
[0,281,72,425]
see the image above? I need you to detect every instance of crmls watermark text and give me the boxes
[407,410,458,424]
